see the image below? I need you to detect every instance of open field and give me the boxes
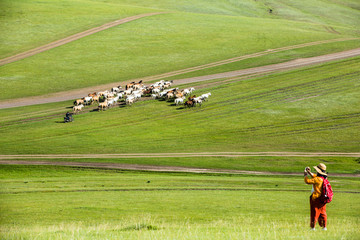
[0,13,349,100]
[0,12,167,66]
[1,41,359,109]
[1,0,360,100]
[1,57,359,155]
[1,1,360,239]
[1,165,359,239]
[2,0,359,58]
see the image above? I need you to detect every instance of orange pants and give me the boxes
[310,195,327,228]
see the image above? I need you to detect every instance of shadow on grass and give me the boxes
[121,224,159,231]
[55,121,67,123]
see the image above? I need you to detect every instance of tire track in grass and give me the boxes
[174,71,360,130]
[234,113,360,134]
[204,70,359,120]
[2,188,359,195]
[0,107,69,122]
[262,121,360,137]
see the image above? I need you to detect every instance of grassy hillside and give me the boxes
[2,0,359,57]
[1,165,359,239]
[1,0,359,100]
[0,0,152,58]
[1,57,359,157]
[1,2,359,239]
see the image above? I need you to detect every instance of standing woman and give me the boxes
[304,163,328,231]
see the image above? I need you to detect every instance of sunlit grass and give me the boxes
[1,166,359,240]
[1,57,359,154]
[2,1,359,100]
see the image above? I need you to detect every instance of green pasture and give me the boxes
[1,0,360,100]
[1,1,359,239]
[2,0,359,57]
[1,57,359,155]
[112,0,360,27]
[0,12,346,100]
[1,165,359,239]
[0,0,152,58]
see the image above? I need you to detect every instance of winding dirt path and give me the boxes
[0,158,359,177]
[0,12,167,66]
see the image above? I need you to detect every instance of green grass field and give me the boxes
[1,165,359,239]
[2,0,359,58]
[1,57,359,155]
[1,1,360,239]
[1,0,359,100]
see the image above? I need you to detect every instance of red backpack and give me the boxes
[320,177,333,204]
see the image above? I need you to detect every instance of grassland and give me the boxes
[0,0,152,58]
[2,0,359,58]
[1,0,359,100]
[1,1,360,239]
[1,57,359,156]
[1,165,359,239]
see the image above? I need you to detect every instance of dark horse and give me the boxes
[184,100,194,108]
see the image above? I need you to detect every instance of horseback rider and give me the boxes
[64,112,73,122]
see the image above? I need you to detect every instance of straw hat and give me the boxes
[313,163,327,176]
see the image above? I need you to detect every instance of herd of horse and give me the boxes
[71,80,211,114]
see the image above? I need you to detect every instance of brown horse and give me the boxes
[126,80,143,90]
[125,82,135,90]
[98,101,108,111]
[92,95,100,103]
[142,87,153,96]
[188,95,196,102]
[184,100,194,108]
[88,92,97,97]
[74,99,84,106]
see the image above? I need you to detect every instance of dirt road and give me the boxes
[1,159,358,177]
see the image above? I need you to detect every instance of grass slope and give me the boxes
[1,0,359,100]
[1,165,359,239]
[0,0,153,58]
[0,58,359,157]
[2,0,359,56]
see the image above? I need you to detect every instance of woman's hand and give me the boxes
[304,167,308,176]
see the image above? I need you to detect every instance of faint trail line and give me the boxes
[0,159,359,177]
[0,152,360,158]
[0,12,167,66]
[2,188,359,195]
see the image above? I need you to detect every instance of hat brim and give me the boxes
[313,166,327,176]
